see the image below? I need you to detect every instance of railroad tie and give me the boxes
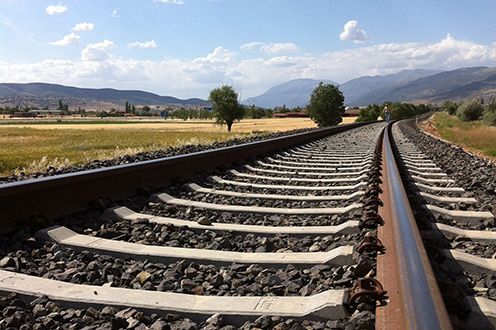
[36,226,355,268]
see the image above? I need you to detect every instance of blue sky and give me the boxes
[1,0,496,99]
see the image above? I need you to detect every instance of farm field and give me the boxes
[0,117,319,132]
[0,117,356,176]
[420,112,496,160]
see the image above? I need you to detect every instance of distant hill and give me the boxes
[0,83,208,106]
[339,69,442,106]
[243,67,496,108]
[4,67,496,111]
[380,67,496,103]
[243,79,338,108]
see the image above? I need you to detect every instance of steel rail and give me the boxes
[0,122,370,233]
[376,123,452,330]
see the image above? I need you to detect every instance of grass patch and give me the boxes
[0,127,242,176]
[0,117,330,176]
[429,112,496,158]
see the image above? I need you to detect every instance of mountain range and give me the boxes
[243,67,496,108]
[0,83,207,106]
[2,66,496,110]
[243,79,338,109]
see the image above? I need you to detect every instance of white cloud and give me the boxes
[46,4,67,15]
[112,8,120,18]
[154,0,184,4]
[240,42,299,54]
[263,43,300,54]
[340,20,369,43]
[2,35,496,99]
[72,22,94,32]
[240,42,264,52]
[127,40,157,49]
[81,40,115,61]
[50,32,79,46]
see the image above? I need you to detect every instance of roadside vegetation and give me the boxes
[442,99,496,126]
[0,128,238,176]
[356,102,435,122]
[426,112,496,158]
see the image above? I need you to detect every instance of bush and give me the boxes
[456,100,483,121]
[442,101,458,115]
[483,103,496,126]
[356,104,381,122]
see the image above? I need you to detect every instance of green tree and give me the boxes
[483,102,496,126]
[456,99,483,121]
[442,100,458,115]
[209,85,244,132]
[356,104,381,122]
[307,83,345,127]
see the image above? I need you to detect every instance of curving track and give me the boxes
[0,120,494,329]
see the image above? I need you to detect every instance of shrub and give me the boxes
[442,101,458,115]
[483,103,496,126]
[356,104,381,122]
[456,100,483,121]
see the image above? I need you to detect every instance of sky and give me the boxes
[1,0,496,99]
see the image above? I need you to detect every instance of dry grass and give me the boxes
[423,112,496,159]
[0,128,239,176]
[0,117,356,176]
[1,118,319,132]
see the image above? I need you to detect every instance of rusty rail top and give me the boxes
[377,123,452,329]
[0,122,370,232]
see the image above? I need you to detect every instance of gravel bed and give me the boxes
[241,167,371,179]
[428,206,495,231]
[466,273,496,302]
[395,122,496,326]
[450,241,496,259]
[73,218,362,253]
[0,292,374,330]
[255,162,371,171]
[144,203,360,227]
[205,181,361,197]
[406,183,474,198]
[172,190,355,209]
[0,241,359,297]
[397,119,496,217]
[0,128,316,184]
[219,174,359,187]
[406,190,489,214]
[271,155,373,163]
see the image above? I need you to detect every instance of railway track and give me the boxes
[0,120,494,329]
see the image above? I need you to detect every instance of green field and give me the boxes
[0,127,240,176]
[426,112,496,158]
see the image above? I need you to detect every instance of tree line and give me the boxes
[355,102,435,122]
[441,99,496,126]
